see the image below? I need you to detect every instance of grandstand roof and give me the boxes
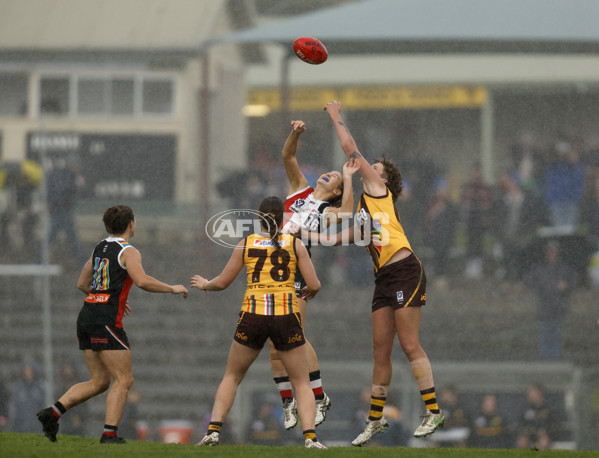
[215,0,599,54]
[0,0,228,50]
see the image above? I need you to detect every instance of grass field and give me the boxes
[2,433,598,458]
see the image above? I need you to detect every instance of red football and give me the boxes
[293,37,328,65]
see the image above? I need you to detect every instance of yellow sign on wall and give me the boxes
[247,86,487,111]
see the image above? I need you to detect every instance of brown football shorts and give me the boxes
[372,253,427,312]
[234,311,305,351]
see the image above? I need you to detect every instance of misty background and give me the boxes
[1,0,598,450]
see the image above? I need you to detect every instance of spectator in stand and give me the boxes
[429,385,471,448]
[247,397,285,446]
[509,130,543,194]
[543,139,585,229]
[460,163,495,279]
[8,358,46,433]
[470,394,510,449]
[581,163,599,249]
[514,383,562,450]
[42,158,85,266]
[492,172,549,283]
[524,240,576,361]
[424,176,458,288]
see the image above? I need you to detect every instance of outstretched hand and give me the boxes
[190,275,208,292]
[343,157,361,178]
[300,286,319,301]
[324,100,342,115]
[291,120,306,135]
[172,285,189,299]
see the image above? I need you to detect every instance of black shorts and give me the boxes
[372,253,427,312]
[77,322,130,351]
[234,311,305,351]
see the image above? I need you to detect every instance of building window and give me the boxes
[0,73,28,116]
[78,78,109,115]
[40,77,69,115]
[142,79,174,115]
[38,73,174,118]
[111,79,134,115]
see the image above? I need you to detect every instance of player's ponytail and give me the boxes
[258,196,284,250]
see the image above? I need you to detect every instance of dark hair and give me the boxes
[103,205,135,235]
[258,196,284,250]
[374,156,403,202]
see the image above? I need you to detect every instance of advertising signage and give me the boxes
[27,132,176,201]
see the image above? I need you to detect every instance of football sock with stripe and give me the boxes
[303,429,317,441]
[420,387,440,414]
[368,395,386,421]
[274,376,293,403]
[52,401,66,419]
[207,421,222,434]
[103,424,118,437]
[309,370,325,401]
[410,356,440,413]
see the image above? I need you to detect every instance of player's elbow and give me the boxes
[77,282,90,294]
[134,276,153,290]
[308,279,321,292]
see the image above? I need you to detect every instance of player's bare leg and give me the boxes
[352,307,395,446]
[396,306,444,437]
[269,297,329,428]
[279,345,326,448]
[99,350,133,427]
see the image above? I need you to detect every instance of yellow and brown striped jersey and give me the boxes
[356,189,412,274]
[241,233,299,315]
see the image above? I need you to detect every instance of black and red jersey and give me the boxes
[78,237,134,328]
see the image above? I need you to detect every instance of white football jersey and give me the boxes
[282,190,330,235]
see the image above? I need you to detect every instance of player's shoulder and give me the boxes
[285,186,314,203]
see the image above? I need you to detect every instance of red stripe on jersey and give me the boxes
[116,275,133,328]
[284,186,314,225]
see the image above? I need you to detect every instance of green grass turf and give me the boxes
[2,433,599,458]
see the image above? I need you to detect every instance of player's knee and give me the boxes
[399,340,420,358]
[94,377,111,393]
[372,345,392,363]
[123,374,134,390]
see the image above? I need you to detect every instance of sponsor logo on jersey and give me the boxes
[289,198,306,212]
[396,291,404,304]
[85,293,110,303]
[91,337,109,344]
[235,331,248,341]
[253,239,286,248]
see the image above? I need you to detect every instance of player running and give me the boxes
[37,205,188,444]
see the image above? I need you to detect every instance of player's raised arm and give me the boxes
[282,120,310,194]
[324,100,386,196]
[324,157,360,224]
